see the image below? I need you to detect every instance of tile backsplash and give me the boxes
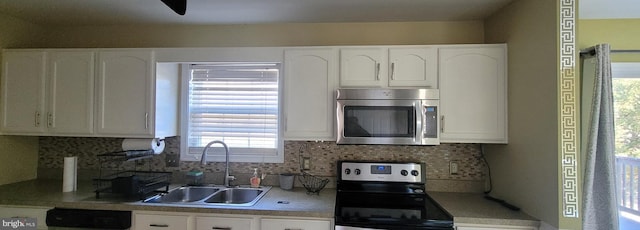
[38,136,487,192]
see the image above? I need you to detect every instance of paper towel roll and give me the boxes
[62,156,77,192]
[122,138,165,154]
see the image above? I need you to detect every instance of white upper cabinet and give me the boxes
[284,48,337,141]
[339,47,385,87]
[388,47,438,87]
[48,51,95,135]
[96,50,155,137]
[339,46,437,88]
[439,44,507,143]
[1,49,177,138]
[96,50,178,138]
[1,50,95,135]
[0,51,46,134]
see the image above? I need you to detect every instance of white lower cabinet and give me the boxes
[456,223,538,230]
[132,211,332,230]
[0,206,51,230]
[261,217,332,230]
[196,215,256,230]
[134,212,191,230]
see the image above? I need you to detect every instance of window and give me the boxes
[612,63,640,158]
[612,62,640,229]
[180,63,283,163]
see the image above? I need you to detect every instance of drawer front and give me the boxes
[134,213,189,230]
[196,216,254,230]
[261,218,331,230]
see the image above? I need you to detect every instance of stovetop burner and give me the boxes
[335,161,453,230]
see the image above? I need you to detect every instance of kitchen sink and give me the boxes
[146,186,219,203]
[142,186,270,206]
[204,188,264,204]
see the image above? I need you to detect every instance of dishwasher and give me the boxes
[46,208,131,229]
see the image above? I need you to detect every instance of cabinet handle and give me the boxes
[375,63,380,81]
[34,111,40,127]
[145,113,149,129]
[149,224,169,227]
[284,228,303,230]
[212,227,232,230]
[48,112,53,128]
[441,115,445,132]
[391,62,395,80]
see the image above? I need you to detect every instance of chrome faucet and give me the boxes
[200,140,235,187]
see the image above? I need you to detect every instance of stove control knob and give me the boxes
[345,168,351,175]
[401,170,409,176]
[411,170,419,176]
[355,169,361,175]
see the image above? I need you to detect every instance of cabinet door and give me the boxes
[0,51,46,134]
[196,216,254,230]
[261,218,331,230]
[439,45,507,143]
[0,206,50,229]
[96,50,154,137]
[388,47,438,88]
[134,213,190,230]
[284,48,336,140]
[339,48,385,87]
[48,51,95,135]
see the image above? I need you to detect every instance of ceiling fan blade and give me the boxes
[161,0,187,15]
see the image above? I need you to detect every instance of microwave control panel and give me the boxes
[423,105,438,138]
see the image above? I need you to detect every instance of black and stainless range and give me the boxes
[335,161,453,230]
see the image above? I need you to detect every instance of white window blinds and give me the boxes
[188,63,279,155]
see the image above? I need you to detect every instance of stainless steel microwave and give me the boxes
[336,88,439,145]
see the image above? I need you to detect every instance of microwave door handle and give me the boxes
[417,102,422,142]
[413,102,425,143]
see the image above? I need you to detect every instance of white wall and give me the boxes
[0,13,45,185]
[40,21,485,48]
[484,0,562,227]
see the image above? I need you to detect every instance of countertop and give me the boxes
[0,179,539,227]
[0,179,335,218]
[430,192,540,227]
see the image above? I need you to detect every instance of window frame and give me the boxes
[613,62,640,79]
[179,63,285,163]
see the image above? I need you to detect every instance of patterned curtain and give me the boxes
[582,43,619,230]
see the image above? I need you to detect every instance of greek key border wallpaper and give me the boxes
[559,0,579,219]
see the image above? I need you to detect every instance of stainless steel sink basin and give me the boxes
[204,188,264,204]
[142,186,270,206]
[143,186,219,203]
